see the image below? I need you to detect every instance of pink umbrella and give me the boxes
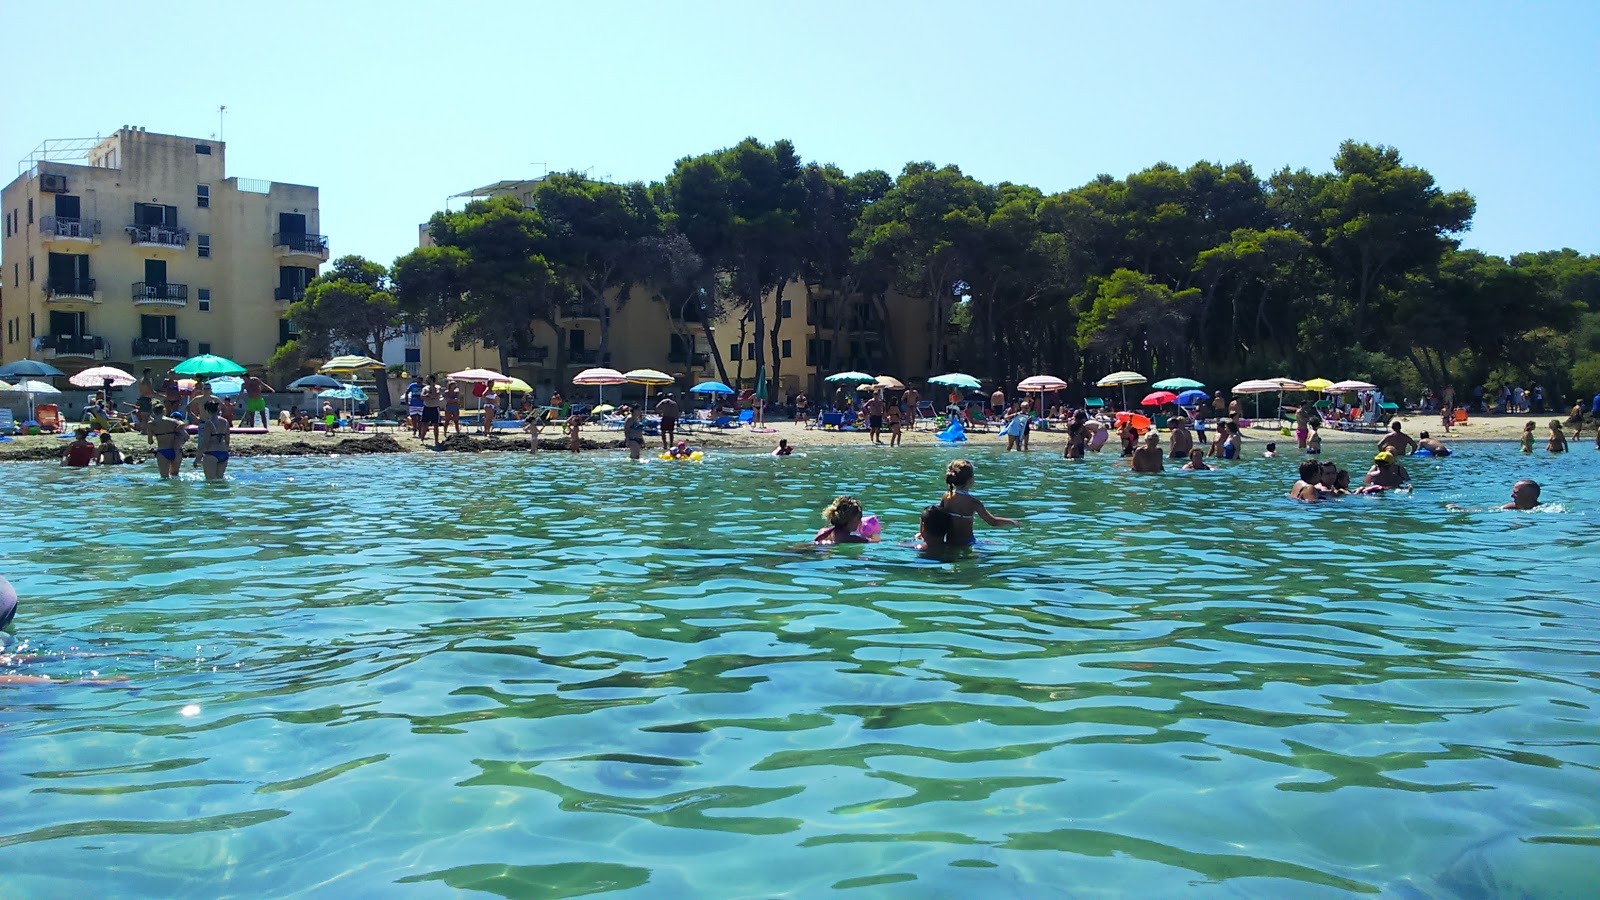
[69,366,136,388]
[1017,375,1068,415]
[573,367,628,405]
[1141,390,1178,407]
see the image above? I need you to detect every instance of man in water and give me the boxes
[1416,431,1451,456]
[147,403,187,479]
[240,374,275,429]
[1377,420,1417,457]
[1363,450,1411,489]
[1502,479,1542,510]
[655,392,679,450]
[1168,415,1194,460]
[1131,432,1164,473]
[60,428,95,468]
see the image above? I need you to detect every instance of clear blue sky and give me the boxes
[5,0,1596,266]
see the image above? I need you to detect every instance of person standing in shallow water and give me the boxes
[938,459,1019,544]
[655,393,679,450]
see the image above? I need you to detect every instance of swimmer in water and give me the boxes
[1263,441,1277,458]
[1520,420,1535,453]
[1180,448,1210,471]
[1416,431,1450,456]
[1289,459,1321,502]
[938,460,1019,543]
[1546,420,1568,453]
[61,428,95,468]
[96,432,126,466]
[1502,479,1542,510]
[1363,450,1411,490]
[522,412,543,453]
[772,439,794,457]
[814,495,871,544]
[917,504,954,549]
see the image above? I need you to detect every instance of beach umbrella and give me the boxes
[2,379,61,420]
[1232,379,1281,420]
[1095,370,1146,410]
[1141,390,1178,407]
[1152,377,1204,391]
[319,355,386,373]
[874,375,906,391]
[591,403,616,415]
[1017,374,1068,414]
[1302,377,1333,393]
[825,371,876,384]
[1269,377,1308,391]
[449,367,511,383]
[691,381,734,395]
[288,373,343,390]
[492,376,534,394]
[173,354,245,378]
[0,359,64,380]
[69,366,135,388]
[572,367,627,405]
[1176,389,1209,407]
[624,367,674,406]
[1327,379,1377,393]
[928,373,981,390]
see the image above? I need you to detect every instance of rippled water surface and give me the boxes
[4,443,1598,896]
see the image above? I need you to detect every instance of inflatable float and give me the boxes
[658,451,704,461]
[935,420,967,442]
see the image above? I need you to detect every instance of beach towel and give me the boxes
[935,420,967,442]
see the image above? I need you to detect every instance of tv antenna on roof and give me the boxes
[217,105,227,141]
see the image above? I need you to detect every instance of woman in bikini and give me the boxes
[444,381,463,434]
[197,399,231,481]
[938,459,1019,544]
[814,496,870,545]
[622,407,647,460]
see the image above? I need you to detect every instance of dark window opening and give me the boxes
[141,314,178,340]
[134,203,179,228]
[195,144,212,155]
[49,310,86,338]
[55,195,81,218]
[144,259,168,284]
[196,185,209,208]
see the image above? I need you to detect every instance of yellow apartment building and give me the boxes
[401,178,934,405]
[0,126,324,376]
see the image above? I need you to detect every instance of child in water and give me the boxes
[917,504,954,549]
[1520,420,1535,453]
[668,439,697,459]
[938,459,1020,544]
[1547,419,1568,453]
[772,439,794,457]
[814,496,872,544]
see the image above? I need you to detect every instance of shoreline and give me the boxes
[1,413,1584,462]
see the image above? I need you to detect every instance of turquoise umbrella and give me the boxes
[173,354,246,378]
[1152,377,1205,391]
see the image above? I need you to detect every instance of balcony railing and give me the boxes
[561,301,605,320]
[566,349,599,365]
[667,349,709,366]
[41,216,101,240]
[126,224,189,248]
[46,277,98,300]
[40,334,107,358]
[133,338,190,359]
[274,285,307,302]
[273,232,329,255]
[526,345,550,363]
[133,281,189,307]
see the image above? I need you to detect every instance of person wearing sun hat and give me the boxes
[1363,449,1411,490]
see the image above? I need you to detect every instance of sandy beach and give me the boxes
[0,411,1574,463]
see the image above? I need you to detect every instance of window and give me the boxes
[782,339,792,359]
[134,203,178,228]
[728,343,740,361]
[195,144,212,155]
[278,319,299,347]
[198,342,212,355]
[196,185,209,208]
[27,199,33,224]
[198,288,211,312]
[141,314,178,340]
[28,257,34,282]
[780,298,791,319]
[30,312,36,339]
[198,234,211,258]
[748,343,756,361]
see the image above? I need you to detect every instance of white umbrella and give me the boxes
[1231,379,1280,421]
[2,379,61,422]
[573,367,627,406]
[1017,375,1067,414]
[1327,380,1378,393]
[69,366,136,388]
[1095,370,1146,410]
[447,367,510,383]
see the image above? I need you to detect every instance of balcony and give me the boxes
[566,349,600,366]
[525,345,550,363]
[274,232,330,261]
[40,334,108,360]
[46,278,99,303]
[274,286,307,303]
[133,338,190,360]
[133,281,189,307]
[41,216,101,244]
[667,348,709,367]
[125,224,189,250]
[561,301,605,321]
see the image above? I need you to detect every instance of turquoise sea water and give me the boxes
[2,444,1598,896]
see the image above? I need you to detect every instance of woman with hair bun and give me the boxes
[938,459,1019,544]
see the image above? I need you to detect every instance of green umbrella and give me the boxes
[173,354,246,378]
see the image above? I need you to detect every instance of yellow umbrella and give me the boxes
[492,376,534,393]
[319,355,386,374]
[624,367,675,406]
[1301,377,1333,393]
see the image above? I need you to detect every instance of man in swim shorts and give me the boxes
[1363,450,1411,490]
[241,375,275,429]
[1502,479,1542,510]
[655,393,679,450]
[146,403,187,479]
[1168,415,1193,459]
[420,374,443,443]
[1376,420,1417,457]
[864,392,886,444]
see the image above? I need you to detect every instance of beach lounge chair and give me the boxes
[737,409,754,427]
[36,404,62,433]
[1084,398,1106,412]
[0,409,15,436]
[968,406,992,432]
[914,401,937,429]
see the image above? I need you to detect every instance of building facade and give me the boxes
[0,126,325,376]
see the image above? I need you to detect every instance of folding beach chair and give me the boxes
[0,409,16,436]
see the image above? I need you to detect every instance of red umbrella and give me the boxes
[1142,390,1178,407]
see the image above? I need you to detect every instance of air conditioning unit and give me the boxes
[40,173,68,193]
